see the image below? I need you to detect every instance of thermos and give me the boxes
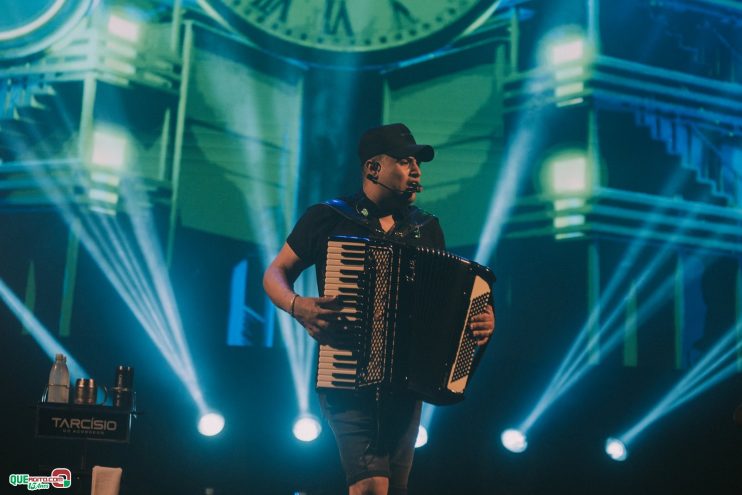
[111,365,134,410]
[73,378,107,405]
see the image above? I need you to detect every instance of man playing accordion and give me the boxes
[264,123,495,495]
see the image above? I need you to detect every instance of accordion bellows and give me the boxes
[317,235,495,405]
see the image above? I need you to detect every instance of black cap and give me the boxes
[358,123,434,164]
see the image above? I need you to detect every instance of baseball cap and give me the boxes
[358,123,434,164]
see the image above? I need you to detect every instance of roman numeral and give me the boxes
[250,0,292,22]
[324,0,353,36]
[390,0,417,30]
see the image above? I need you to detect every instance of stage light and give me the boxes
[549,38,586,66]
[474,110,543,265]
[543,153,590,239]
[293,414,321,442]
[107,14,141,43]
[553,214,585,229]
[605,438,627,461]
[415,425,429,448]
[548,154,589,194]
[501,428,527,453]
[198,412,225,437]
[617,323,742,449]
[0,278,90,381]
[91,128,128,169]
[87,188,119,205]
[87,127,128,213]
[513,181,719,438]
[15,86,212,421]
[541,31,591,106]
[554,82,584,98]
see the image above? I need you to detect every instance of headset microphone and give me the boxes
[366,174,422,196]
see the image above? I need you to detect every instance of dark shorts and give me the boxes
[319,389,422,491]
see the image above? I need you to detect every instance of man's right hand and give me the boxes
[292,295,344,345]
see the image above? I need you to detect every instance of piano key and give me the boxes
[317,368,358,377]
[318,357,356,364]
[325,261,361,268]
[323,283,361,290]
[318,360,357,368]
[324,275,360,283]
[318,347,355,356]
[325,256,365,264]
[316,380,355,389]
[317,373,357,382]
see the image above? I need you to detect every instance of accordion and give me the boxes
[316,235,495,405]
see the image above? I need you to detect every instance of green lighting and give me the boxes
[554,214,585,228]
[549,38,586,66]
[554,82,584,98]
[107,14,141,43]
[91,128,128,169]
[541,32,591,107]
[549,155,589,194]
[543,152,592,240]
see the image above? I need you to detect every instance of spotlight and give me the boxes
[605,437,627,461]
[501,428,527,453]
[107,14,141,42]
[198,412,225,437]
[415,425,428,448]
[549,38,586,66]
[90,128,128,169]
[542,33,590,106]
[542,152,590,239]
[548,154,589,194]
[0,278,90,380]
[293,414,321,442]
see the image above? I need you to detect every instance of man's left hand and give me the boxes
[470,304,495,346]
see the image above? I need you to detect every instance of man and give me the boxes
[263,123,495,495]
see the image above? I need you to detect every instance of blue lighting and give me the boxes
[0,278,90,381]
[605,438,627,461]
[618,323,742,448]
[198,412,226,437]
[293,414,321,442]
[415,426,429,449]
[516,192,717,435]
[501,428,528,453]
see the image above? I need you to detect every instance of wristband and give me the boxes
[289,294,299,317]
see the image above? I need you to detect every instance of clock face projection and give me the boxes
[203,0,493,65]
[0,0,93,61]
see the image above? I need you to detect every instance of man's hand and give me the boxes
[292,295,345,345]
[470,304,495,346]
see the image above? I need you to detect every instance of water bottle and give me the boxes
[47,354,70,403]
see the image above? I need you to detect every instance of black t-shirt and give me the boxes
[287,191,445,294]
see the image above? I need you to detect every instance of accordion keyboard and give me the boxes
[316,239,367,390]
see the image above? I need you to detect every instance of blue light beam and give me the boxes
[0,278,90,381]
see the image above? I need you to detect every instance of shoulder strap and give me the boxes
[407,207,436,229]
[391,206,436,240]
[321,199,438,239]
[321,198,372,229]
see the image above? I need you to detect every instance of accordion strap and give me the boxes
[322,198,436,239]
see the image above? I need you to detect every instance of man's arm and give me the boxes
[263,242,341,344]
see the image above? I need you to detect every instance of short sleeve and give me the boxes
[286,204,341,266]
